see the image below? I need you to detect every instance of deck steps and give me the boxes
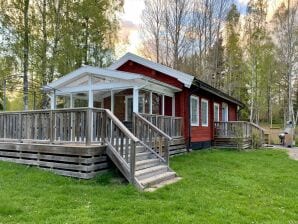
[140,171,176,188]
[135,165,168,180]
[135,158,161,170]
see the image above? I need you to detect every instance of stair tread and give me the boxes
[136,158,160,165]
[135,165,168,176]
[140,171,176,185]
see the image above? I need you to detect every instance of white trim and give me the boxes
[213,103,219,122]
[109,52,194,88]
[88,75,93,108]
[190,95,199,126]
[201,99,209,127]
[149,91,153,114]
[133,88,139,113]
[172,96,175,116]
[162,95,165,115]
[48,66,143,89]
[55,82,139,94]
[111,90,114,113]
[222,103,229,122]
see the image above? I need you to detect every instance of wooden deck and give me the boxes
[214,121,265,149]
[0,108,185,190]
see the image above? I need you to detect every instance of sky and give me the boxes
[117,0,283,56]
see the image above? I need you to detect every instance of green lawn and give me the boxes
[0,149,297,224]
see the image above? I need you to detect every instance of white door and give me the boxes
[222,103,229,122]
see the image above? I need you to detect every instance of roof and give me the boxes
[109,52,194,88]
[192,79,244,107]
[47,66,143,89]
[110,52,243,107]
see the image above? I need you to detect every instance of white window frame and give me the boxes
[190,95,199,126]
[214,103,220,122]
[201,98,209,127]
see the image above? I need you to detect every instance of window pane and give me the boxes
[191,97,198,125]
[201,100,208,126]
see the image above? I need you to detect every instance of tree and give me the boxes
[0,0,122,110]
[141,0,164,63]
[271,0,298,125]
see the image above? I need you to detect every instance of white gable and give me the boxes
[109,53,194,88]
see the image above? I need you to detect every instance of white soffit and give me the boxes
[109,52,194,88]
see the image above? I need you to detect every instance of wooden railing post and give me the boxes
[18,113,22,142]
[101,110,107,143]
[49,110,54,144]
[3,114,6,139]
[86,108,92,146]
[130,141,136,183]
[164,138,170,165]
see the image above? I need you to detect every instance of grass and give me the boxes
[0,149,298,224]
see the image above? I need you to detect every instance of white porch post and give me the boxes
[70,94,74,108]
[111,90,114,113]
[133,87,139,113]
[162,95,165,115]
[172,95,175,116]
[50,90,56,109]
[88,75,93,108]
[149,91,153,114]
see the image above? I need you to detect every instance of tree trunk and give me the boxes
[23,0,30,111]
[41,0,48,109]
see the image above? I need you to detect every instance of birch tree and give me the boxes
[272,0,298,125]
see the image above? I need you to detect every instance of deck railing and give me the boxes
[214,121,265,146]
[134,113,172,164]
[0,108,105,145]
[139,113,183,138]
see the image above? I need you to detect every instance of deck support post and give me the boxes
[111,90,114,113]
[162,95,165,115]
[172,95,175,116]
[133,87,139,113]
[149,91,152,114]
[50,90,56,110]
[88,75,93,108]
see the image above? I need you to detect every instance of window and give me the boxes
[214,103,219,122]
[201,99,209,127]
[190,95,199,126]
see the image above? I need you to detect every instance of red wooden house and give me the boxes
[0,52,264,190]
[109,53,243,149]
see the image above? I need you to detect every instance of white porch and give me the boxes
[45,66,180,122]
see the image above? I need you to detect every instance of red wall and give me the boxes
[117,61,184,89]
[183,90,239,144]
[115,60,239,145]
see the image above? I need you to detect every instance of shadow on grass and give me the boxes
[94,167,127,186]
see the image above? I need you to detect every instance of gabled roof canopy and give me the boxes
[109,52,194,88]
[44,65,181,97]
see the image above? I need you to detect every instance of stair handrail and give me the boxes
[249,122,266,146]
[105,109,139,142]
[134,113,172,140]
[134,112,173,164]
[104,109,140,184]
